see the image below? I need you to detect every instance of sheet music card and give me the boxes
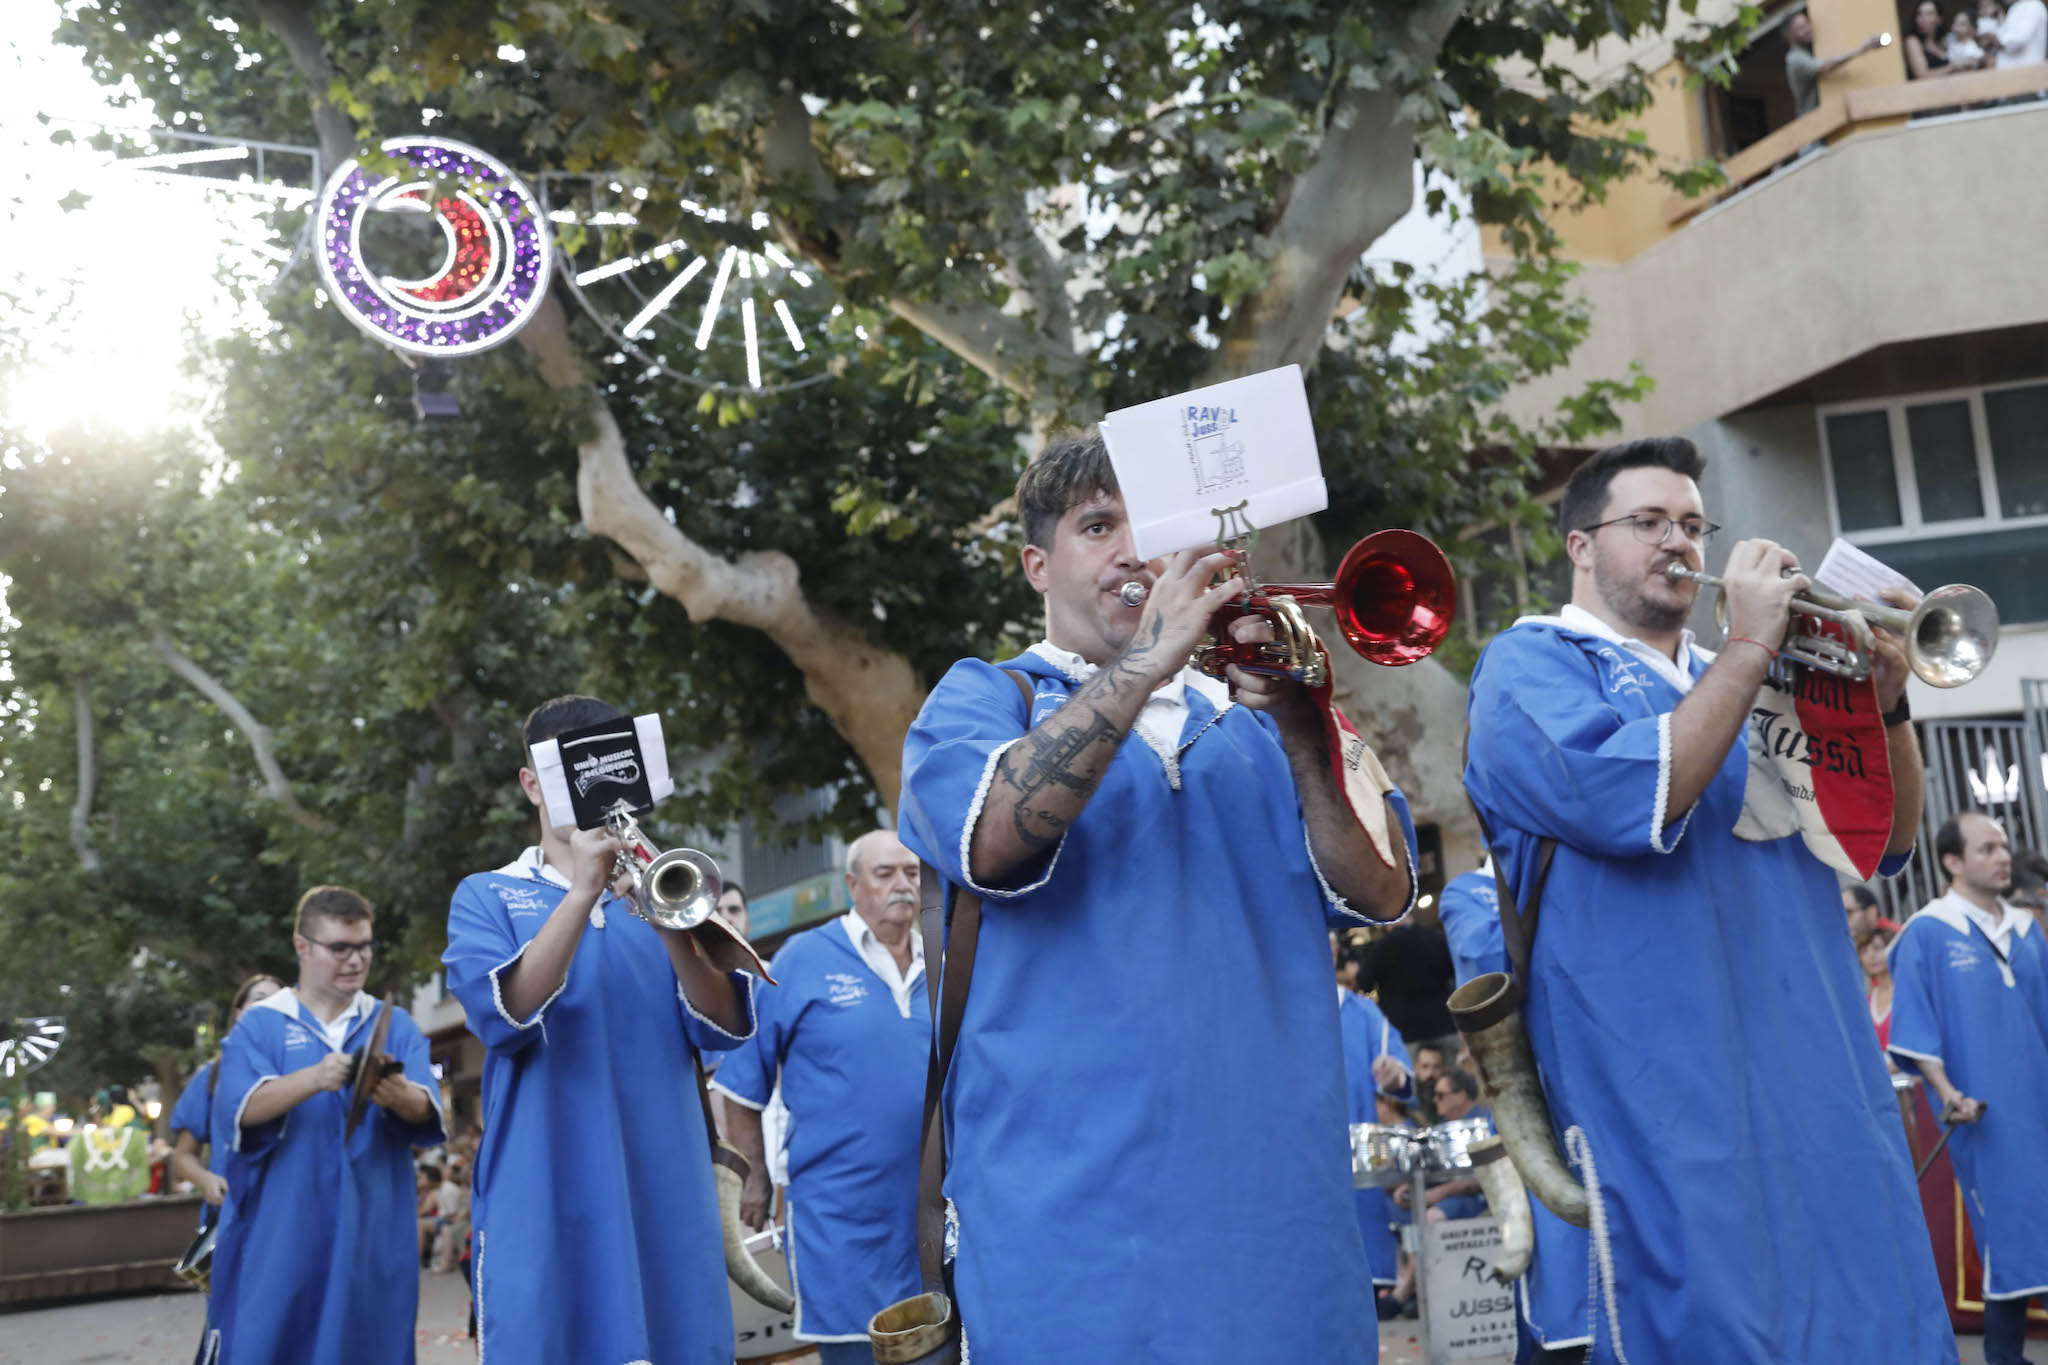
[528,714,675,830]
[1098,365,1328,560]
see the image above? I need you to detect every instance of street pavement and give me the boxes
[0,1271,1996,1364]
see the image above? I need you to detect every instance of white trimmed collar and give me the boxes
[1515,603,1704,695]
[248,986,377,1046]
[841,909,924,970]
[1918,890,2033,949]
[496,844,571,889]
[1025,640,1232,712]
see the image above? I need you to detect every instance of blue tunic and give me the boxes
[1887,894,2048,1299]
[442,850,757,1365]
[1436,869,1502,990]
[1338,988,1411,1286]
[1465,617,1954,1365]
[899,650,1418,1365]
[710,917,927,1342]
[208,990,445,1365]
[169,1062,227,1187]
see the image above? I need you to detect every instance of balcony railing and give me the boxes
[1668,61,2048,225]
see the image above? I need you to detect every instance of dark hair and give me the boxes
[295,885,373,938]
[1412,1041,1448,1064]
[1915,0,1943,35]
[1844,884,1879,911]
[1437,1067,1481,1101]
[1934,813,1969,875]
[208,973,286,1098]
[1557,437,1708,542]
[522,695,626,750]
[420,1164,442,1182]
[1017,428,1119,550]
[720,881,747,906]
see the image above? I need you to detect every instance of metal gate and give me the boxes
[1873,689,2048,917]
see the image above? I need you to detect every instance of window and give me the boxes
[1820,380,2048,626]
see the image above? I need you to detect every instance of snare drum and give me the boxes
[1349,1123,1417,1188]
[1425,1116,1495,1175]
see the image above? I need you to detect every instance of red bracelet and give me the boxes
[1725,635,1776,660]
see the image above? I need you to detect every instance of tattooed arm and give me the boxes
[1224,617,1413,919]
[967,547,1245,887]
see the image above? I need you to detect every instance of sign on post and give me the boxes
[1422,1216,1518,1363]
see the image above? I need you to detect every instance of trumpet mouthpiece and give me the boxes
[1119,582,1149,607]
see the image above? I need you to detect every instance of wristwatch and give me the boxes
[1882,694,1912,728]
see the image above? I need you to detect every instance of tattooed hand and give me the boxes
[1117,546,1246,690]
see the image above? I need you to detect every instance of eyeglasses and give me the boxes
[1581,513,1720,547]
[307,938,379,962]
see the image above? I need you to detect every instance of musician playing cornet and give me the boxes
[897,429,1418,1365]
[1462,438,1953,1364]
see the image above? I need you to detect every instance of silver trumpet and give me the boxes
[602,800,722,931]
[1663,562,1999,688]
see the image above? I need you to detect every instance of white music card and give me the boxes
[1812,538,1922,603]
[1098,365,1328,560]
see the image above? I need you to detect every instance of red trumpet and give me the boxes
[1123,529,1456,687]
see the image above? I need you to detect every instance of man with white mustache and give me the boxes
[716,830,929,1365]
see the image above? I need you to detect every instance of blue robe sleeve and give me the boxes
[1884,921,1946,1072]
[1370,1001,1415,1102]
[1466,628,1707,858]
[442,876,559,1058]
[899,658,1047,898]
[169,1065,212,1144]
[218,1015,289,1158]
[677,970,758,1054]
[708,943,798,1108]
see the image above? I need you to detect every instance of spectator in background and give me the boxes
[1861,919,1902,1050]
[1844,883,1880,945]
[432,1162,471,1272]
[417,1164,443,1265]
[1354,918,1458,1057]
[1906,0,1958,75]
[1409,1042,1448,1126]
[1947,8,1991,67]
[716,881,750,941]
[1785,10,1890,117]
[1982,0,2047,65]
[2010,849,2048,938]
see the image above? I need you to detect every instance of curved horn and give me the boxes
[713,1146,797,1313]
[1448,973,1589,1228]
[1468,1138,1533,1283]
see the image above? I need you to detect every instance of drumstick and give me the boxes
[1917,1099,1987,1181]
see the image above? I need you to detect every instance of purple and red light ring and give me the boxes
[314,135,553,358]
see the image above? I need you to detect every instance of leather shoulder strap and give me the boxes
[913,665,1030,1297]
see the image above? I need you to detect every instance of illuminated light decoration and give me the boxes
[0,1017,66,1081]
[117,144,249,171]
[576,238,687,288]
[623,255,708,337]
[696,247,737,351]
[315,135,552,358]
[773,299,806,352]
[741,297,762,389]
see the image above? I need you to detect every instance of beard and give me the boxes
[1592,547,1690,635]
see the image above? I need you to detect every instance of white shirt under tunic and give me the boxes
[839,910,924,1018]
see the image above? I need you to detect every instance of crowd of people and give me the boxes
[1904,0,2048,76]
[31,427,2048,1365]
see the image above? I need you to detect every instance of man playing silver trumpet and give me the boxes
[1457,438,1961,1364]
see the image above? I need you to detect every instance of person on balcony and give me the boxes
[1982,0,2048,66]
[1906,0,1957,76]
[1785,10,1890,117]
[1947,8,1992,69]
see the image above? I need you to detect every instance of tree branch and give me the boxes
[70,675,101,874]
[755,88,1086,416]
[148,627,335,838]
[244,0,354,172]
[1212,1,1468,380]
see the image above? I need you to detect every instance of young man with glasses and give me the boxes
[1463,437,1949,1364]
[205,885,445,1365]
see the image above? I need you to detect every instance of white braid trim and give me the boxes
[1565,1125,1630,1365]
[1648,712,1693,854]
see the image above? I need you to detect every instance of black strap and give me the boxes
[912,667,1032,1301]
